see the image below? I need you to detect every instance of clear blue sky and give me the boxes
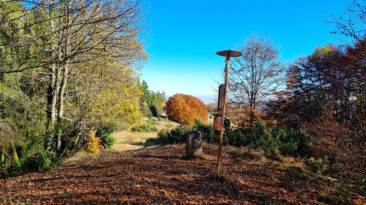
[140,0,350,104]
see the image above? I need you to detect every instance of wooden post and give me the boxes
[217,55,230,176]
[215,49,241,176]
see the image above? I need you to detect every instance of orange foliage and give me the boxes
[166,94,208,124]
[226,105,266,127]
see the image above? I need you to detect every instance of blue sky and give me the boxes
[140,0,350,104]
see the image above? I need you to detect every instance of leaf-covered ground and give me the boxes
[0,144,365,204]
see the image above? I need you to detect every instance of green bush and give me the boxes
[272,126,310,155]
[96,123,116,149]
[149,119,217,145]
[278,143,298,156]
[99,134,116,149]
[193,119,218,143]
[96,123,116,137]
[226,128,246,146]
[1,146,61,177]
[225,120,309,156]
[151,119,309,157]
[0,128,63,177]
[151,125,190,145]
[226,120,278,150]
[22,150,61,172]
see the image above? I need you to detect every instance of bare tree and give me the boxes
[228,35,284,126]
[331,0,366,41]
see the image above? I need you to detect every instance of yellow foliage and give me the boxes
[85,131,100,155]
[66,55,143,126]
[12,146,20,167]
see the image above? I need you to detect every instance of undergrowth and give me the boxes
[96,123,116,149]
[131,118,159,132]
[148,119,310,157]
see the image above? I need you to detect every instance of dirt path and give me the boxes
[65,118,179,164]
[112,118,179,151]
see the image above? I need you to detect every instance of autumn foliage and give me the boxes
[264,39,366,172]
[226,105,269,127]
[85,131,100,155]
[166,94,208,124]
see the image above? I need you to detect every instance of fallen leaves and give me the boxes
[0,144,364,204]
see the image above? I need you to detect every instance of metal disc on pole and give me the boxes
[215,49,241,176]
[216,50,242,58]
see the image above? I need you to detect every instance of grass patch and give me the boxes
[132,124,159,132]
[164,123,174,128]
[147,118,158,125]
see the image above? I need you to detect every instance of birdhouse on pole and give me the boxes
[214,84,225,131]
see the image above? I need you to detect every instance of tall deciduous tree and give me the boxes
[68,54,144,127]
[228,35,284,126]
[343,38,366,134]
[268,41,366,133]
[286,46,343,121]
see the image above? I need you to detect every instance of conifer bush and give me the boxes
[151,119,309,157]
[96,123,116,149]
[148,119,218,145]
[22,150,61,173]
[166,94,208,124]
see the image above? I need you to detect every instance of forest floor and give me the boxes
[0,118,365,204]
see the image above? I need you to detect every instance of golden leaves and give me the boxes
[85,130,100,155]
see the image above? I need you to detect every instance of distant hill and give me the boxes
[206,103,217,113]
[195,95,216,105]
[166,94,216,105]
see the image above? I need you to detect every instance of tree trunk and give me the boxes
[56,61,69,153]
[46,63,57,150]
[56,7,71,153]
[45,0,57,150]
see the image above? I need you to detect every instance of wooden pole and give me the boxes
[217,54,230,176]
